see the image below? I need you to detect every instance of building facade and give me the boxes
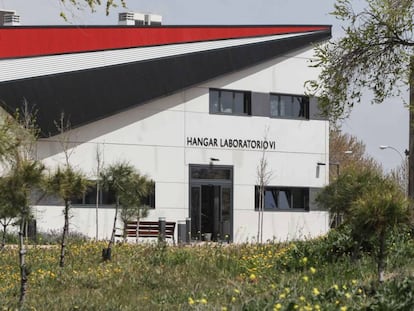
[0,24,331,242]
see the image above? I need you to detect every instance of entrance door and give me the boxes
[189,165,233,241]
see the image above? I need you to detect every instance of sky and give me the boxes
[0,0,409,171]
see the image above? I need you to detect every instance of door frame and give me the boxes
[189,164,234,242]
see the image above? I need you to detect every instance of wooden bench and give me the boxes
[117,220,176,244]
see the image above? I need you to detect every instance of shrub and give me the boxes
[36,230,89,244]
[367,276,414,310]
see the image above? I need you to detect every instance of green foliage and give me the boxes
[350,177,410,237]
[316,165,383,218]
[307,0,414,121]
[101,162,153,224]
[46,166,89,202]
[0,230,89,245]
[0,234,413,310]
[317,164,412,282]
[367,276,414,310]
[3,160,45,218]
[0,177,19,227]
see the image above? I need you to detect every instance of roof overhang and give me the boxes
[0,25,331,136]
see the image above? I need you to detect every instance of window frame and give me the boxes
[254,186,310,211]
[209,88,252,116]
[71,180,156,209]
[269,93,309,120]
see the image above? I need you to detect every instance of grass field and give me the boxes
[1,228,413,310]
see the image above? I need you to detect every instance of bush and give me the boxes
[368,276,414,310]
[1,231,19,244]
[36,229,89,244]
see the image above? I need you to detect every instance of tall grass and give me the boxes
[0,228,413,310]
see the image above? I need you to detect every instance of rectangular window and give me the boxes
[72,181,156,209]
[142,181,156,209]
[255,186,309,211]
[270,94,309,119]
[210,89,251,116]
[72,182,116,205]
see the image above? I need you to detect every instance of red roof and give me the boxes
[0,25,331,59]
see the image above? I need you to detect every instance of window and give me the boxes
[72,181,156,209]
[210,89,251,115]
[255,186,309,211]
[72,183,116,205]
[270,94,309,119]
[142,181,156,209]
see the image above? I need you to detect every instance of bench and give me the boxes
[117,220,176,244]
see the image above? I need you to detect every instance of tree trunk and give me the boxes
[377,229,387,283]
[18,218,28,309]
[260,190,264,244]
[136,217,140,244]
[96,180,99,241]
[1,222,7,251]
[408,57,414,200]
[103,197,119,261]
[257,186,263,243]
[122,219,128,243]
[59,200,70,268]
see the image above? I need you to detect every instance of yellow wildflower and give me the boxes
[299,296,306,302]
[221,307,228,311]
[312,287,320,296]
[274,303,282,310]
[200,298,207,305]
[340,307,347,311]
[333,284,339,290]
[234,288,240,294]
[302,275,309,282]
[188,297,195,305]
[310,267,316,274]
[279,293,286,299]
[345,292,351,299]
[249,273,257,281]
[231,297,236,303]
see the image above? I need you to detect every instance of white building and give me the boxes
[0,22,331,242]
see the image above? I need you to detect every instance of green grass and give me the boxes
[0,230,413,310]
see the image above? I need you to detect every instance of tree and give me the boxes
[389,159,409,194]
[307,0,414,197]
[316,165,413,282]
[308,0,414,120]
[0,177,18,251]
[0,111,21,162]
[326,129,381,225]
[94,144,104,241]
[59,0,126,19]
[329,128,382,176]
[46,114,89,267]
[119,178,153,243]
[0,104,46,309]
[100,162,152,260]
[350,177,412,282]
[46,167,89,267]
[316,165,383,223]
[256,128,272,244]
[7,159,44,308]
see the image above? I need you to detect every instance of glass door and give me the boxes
[189,165,233,242]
